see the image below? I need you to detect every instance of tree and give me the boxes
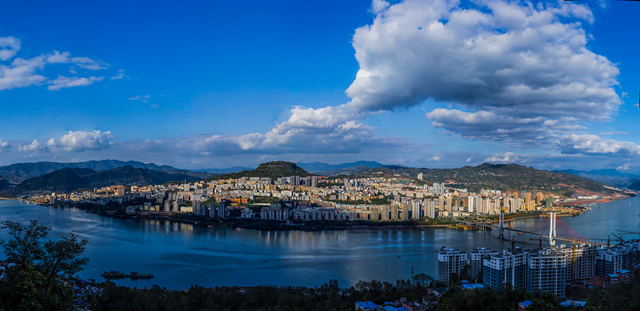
[460,264,471,282]
[413,273,434,287]
[0,220,89,311]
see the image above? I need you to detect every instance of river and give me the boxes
[0,196,638,289]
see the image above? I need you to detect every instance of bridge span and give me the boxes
[454,213,610,247]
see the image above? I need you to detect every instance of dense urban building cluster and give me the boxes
[25,174,568,222]
[438,239,640,298]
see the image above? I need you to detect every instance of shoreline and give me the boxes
[0,197,618,233]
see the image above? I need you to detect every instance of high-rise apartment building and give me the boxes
[391,203,398,220]
[382,205,390,221]
[401,204,408,220]
[424,199,436,218]
[470,247,498,279]
[217,203,227,218]
[438,247,467,284]
[558,244,597,281]
[411,201,422,219]
[483,248,529,291]
[527,248,567,298]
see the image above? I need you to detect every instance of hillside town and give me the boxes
[22,172,607,223]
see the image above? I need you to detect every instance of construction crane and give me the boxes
[615,229,640,235]
[572,238,577,281]
[611,233,624,243]
[530,236,543,248]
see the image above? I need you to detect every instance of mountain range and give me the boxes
[552,169,640,188]
[193,166,256,174]
[12,165,204,194]
[0,160,210,184]
[297,161,386,173]
[0,159,635,197]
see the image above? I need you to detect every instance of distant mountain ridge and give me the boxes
[552,169,640,188]
[194,166,256,175]
[13,165,204,194]
[0,160,207,184]
[297,161,385,173]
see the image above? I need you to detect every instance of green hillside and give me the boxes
[628,180,640,191]
[354,163,624,198]
[207,161,313,181]
[14,168,89,193]
[0,159,210,184]
[13,165,204,194]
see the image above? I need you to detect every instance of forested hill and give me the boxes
[207,161,313,181]
[353,163,626,199]
[12,166,204,194]
[0,160,198,184]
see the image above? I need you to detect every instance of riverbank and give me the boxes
[15,198,585,232]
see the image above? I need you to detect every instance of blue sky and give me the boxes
[0,0,638,171]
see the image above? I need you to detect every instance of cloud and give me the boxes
[0,36,21,61]
[177,112,401,157]
[45,51,109,70]
[0,139,9,151]
[111,69,126,80]
[18,139,49,152]
[129,95,150,103]
[426,108,585,147]
[148,0,617,159]
[342,0,619,145]
[430,155,441,161]
[485,152,524,163]
[16,130,115,154]
[372,0,391,14]
[558,134,640,157]
[600,131,629,135]
[0,38,115,92]
[55,130,115,152]
[47,75,103,91]
[0,55,49,91]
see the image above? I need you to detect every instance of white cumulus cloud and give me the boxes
[45,51,109,70]
[0,36,21,61]
[426,108,585,147]
[18,139,48,152]
[0,38,115,92]
[47,76,103,91]
[343,0,619,145]
[55,130,115,152]
[0,55,48,91]
[558,134,640,157]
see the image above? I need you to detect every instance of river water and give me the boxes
[0,196,638,289]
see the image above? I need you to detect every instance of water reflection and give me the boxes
[0,196,638,289]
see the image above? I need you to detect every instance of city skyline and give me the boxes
[0,0,639,172]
